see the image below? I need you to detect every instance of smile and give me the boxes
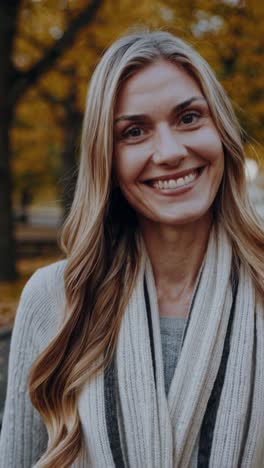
[147,167,204,192]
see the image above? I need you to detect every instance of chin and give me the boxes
[154,206,212,226]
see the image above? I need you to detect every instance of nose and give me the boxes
[151,125,188,165]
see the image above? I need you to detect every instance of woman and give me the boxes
[1,30,264,468]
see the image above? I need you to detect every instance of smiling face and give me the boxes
[113,60,224,228]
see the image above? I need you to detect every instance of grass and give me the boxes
[0,255,62,329]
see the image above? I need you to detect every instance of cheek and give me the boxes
[114,145,146,184]
[191,127,224,163]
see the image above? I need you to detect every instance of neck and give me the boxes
[140,213,212,303]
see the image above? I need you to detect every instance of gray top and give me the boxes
[160,316,198,468]
[159,316,186,396]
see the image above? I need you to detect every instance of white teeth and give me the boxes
[176,177,185,187]
[168,179,177,188]
[152,170,199,191]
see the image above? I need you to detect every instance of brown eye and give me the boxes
[181,112,200,125]
[128,127,142,137]
[122,126,145,140]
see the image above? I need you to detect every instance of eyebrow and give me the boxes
[114,96,206,124]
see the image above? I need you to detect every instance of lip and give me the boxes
[143,165,206,196]
[143,165,205,184]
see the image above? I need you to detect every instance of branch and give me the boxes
[19,32,48,52]
[38,87,65,107]
[9,0,103,106]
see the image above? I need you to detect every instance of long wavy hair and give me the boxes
[28,30,264,467]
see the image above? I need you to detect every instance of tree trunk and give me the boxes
[0,1,20,280]
[0,0,102,280]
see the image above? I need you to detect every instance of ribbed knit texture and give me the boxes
[1,224,264,467]
[0,261,66,467]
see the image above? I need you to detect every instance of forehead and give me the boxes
[115,59,203,115]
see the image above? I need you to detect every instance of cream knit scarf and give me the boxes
[77,224,264,467]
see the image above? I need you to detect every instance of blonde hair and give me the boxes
[28,30,264,467]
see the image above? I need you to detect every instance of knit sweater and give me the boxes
[0,261,193,467]
[0,261,65,467]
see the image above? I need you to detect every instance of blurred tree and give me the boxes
[0,0,102,280]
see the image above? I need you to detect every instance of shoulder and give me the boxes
[14,259,68,352]
[22,258,67,298]
[20,258,67,314]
